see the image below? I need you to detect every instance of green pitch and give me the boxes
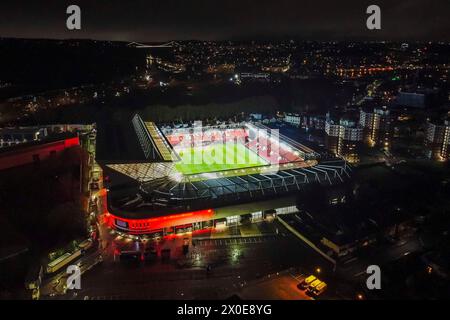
[175,143,268,175]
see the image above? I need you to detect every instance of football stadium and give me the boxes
[96,114,350,235]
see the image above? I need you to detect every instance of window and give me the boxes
[226,215,240,225]
[115,219,128,229]
[251,211,263,221]
[275,206,297,215]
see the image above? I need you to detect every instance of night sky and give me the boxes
[0,0,449,42]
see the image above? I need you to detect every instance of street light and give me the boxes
[315,267,321,274]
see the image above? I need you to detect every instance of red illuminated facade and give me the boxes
[0,136,80,171]
[96,188,216,235]
[105,208,214,235]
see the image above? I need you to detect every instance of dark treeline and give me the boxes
[138,95,278,123]
[27,94,279,125]
[0,38,146,97]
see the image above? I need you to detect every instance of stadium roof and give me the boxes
[106,158,351,219]
[96,114,178,164]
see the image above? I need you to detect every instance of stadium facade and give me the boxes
[96,114,350,235]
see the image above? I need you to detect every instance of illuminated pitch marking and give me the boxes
[174,143,268,175]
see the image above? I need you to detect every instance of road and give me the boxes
[337,236,424,281]
[40,249,103,297]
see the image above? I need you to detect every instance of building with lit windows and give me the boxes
[425,118,450,161]
[0,127,48,148]
[325,113,363,163]
[96,114,350,236]
[303,114,326,131]
[359,106,393,150]
[283,113,302,127]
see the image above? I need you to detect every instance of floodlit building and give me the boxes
[425,118,450,161]
[284,113,302,127]
[359,106,393,150]
[303,114,326,131]
[325,113,363,163]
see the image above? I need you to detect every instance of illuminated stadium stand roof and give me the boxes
[96,114,351,219]
[132,114,179,162]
